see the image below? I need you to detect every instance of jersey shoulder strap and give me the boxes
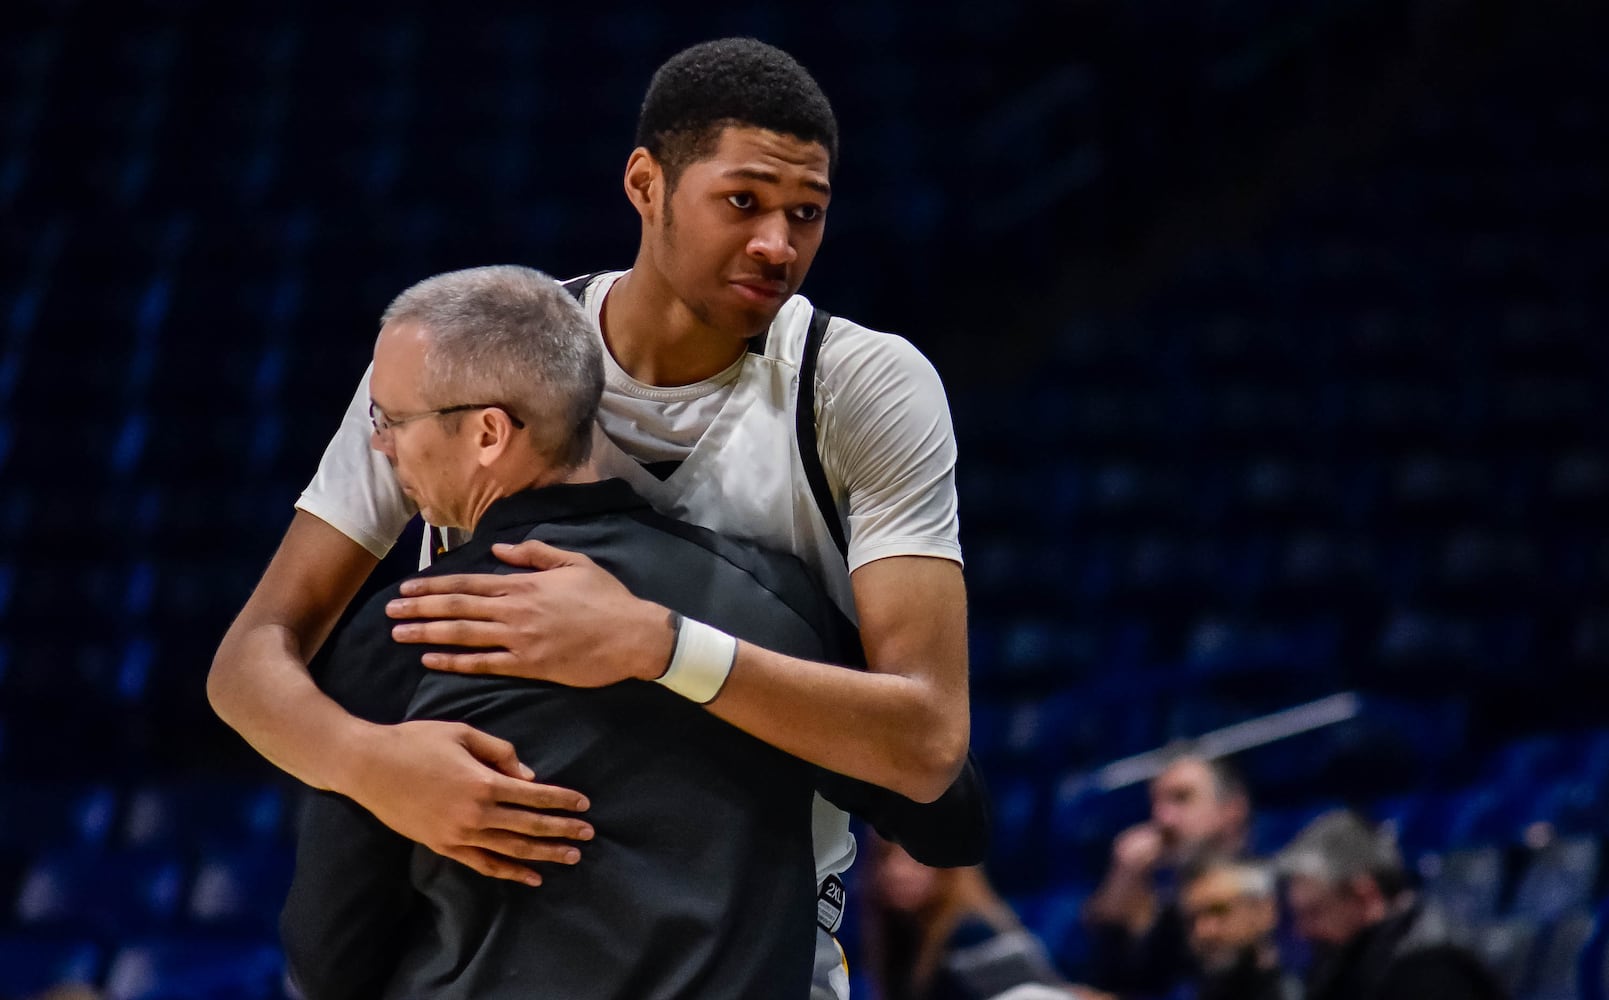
[797,308,848,558]
[561,271,606,300]
[564,274,845,558]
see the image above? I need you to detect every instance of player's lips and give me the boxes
[731,278,788,302]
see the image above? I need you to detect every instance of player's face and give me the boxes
[649,126,830,340]
[368,321,477,528]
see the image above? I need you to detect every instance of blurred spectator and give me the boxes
[1276,810,1507,1000]
[1083,751,1253,996]
[864,833,1092,1000]
[1178,855,1301,1000]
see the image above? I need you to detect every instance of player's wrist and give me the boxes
[322,718,391,797]
[653,613,737,703]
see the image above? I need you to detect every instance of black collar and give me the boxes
[472,479,650,541]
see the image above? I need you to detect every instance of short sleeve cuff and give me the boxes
[845,537,964,575]
[294,494,398,560]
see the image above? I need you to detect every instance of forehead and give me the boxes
[371,320,432,398]
[1154,759,1214,797]
[687,125,831,193]
[1184,869,1243,908]
[1285,873,1337,906]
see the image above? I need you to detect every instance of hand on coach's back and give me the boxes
[343,719,593,885]
[385,540,675,687]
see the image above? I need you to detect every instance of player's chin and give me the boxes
[725,287,789,333]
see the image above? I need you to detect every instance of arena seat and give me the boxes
[186,848,295,934]
[120,780,288,853]
[0,934,104,1000]
[1511,837,1600,924]
[1470,915,1541,999]
[1419,845,1506,926]
[13,849,187,937]
[0,782,118,853]
[101,938,284,1000]
[1525,907,1596,1000]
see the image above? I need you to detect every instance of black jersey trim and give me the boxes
[798,308,848,558]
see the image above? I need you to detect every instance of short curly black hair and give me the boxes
[634,37,839,185]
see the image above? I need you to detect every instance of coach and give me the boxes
[281,264,860,998]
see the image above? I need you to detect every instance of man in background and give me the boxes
[1179,855,1301,1000]
[1277,809,1507,1000]
[1082,750,1253,995]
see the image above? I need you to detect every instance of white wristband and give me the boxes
[655,615,737,704]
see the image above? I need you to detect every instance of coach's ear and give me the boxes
[623,148,662,223]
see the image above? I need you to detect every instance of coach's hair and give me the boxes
[1275,809,1408,898]
[380,265,603,469]
[634,37,839,183]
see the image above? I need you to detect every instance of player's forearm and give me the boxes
[208,620,375,792]
[700,643,968,802]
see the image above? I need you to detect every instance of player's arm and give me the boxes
[208,370,590,883]
[384,330,972,802]
[207,509,379,788]
[386,550,966,800]
[711,553,970,802]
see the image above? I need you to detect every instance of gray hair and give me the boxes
[380,265,603,468]
[1275,809,1407,895]
[1182,854,1277,900]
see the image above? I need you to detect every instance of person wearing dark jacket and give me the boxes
[1277,810,1508,1000]
[1178,855,1300,1000]
[279,265,984,999]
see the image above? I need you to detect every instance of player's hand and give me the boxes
[1110,822,1164,875]
[344,720,593,886]
[384,540,675,686]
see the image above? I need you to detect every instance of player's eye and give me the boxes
[727,193,756,210]
[792,204,824,223]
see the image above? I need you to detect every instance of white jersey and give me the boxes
[296,268,963,894]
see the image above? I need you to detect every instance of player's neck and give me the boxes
[601,268,749,387]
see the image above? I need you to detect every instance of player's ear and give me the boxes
[623,148,660,221]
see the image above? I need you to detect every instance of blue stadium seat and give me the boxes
[1419,845,1505,926]
[1579,898,1609,1000]
[1527,907,1596,1000]
[1511,837,1600,923]
[102,938,285,1000]
[13,849,187,936]
[120,780,288,853]
[0,781,118,853]
[1470,915,1541,998]
[186,847,295,934]
[1047,780,1149,886]
[0,934,104,998]
[987,774,1048,895]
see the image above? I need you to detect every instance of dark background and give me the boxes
[1,1,1606,997]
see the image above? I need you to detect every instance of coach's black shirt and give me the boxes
[282,479,856,1000]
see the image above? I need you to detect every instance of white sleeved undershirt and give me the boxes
[294,364,416,559]
[295,278,961,573]
[815,324,963,572]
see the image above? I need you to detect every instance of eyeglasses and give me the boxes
[369,401,526,434]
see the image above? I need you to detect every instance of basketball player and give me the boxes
[209,38,971,998]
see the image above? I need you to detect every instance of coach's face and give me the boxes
[368,321,480,528]
[628,125,830,342]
